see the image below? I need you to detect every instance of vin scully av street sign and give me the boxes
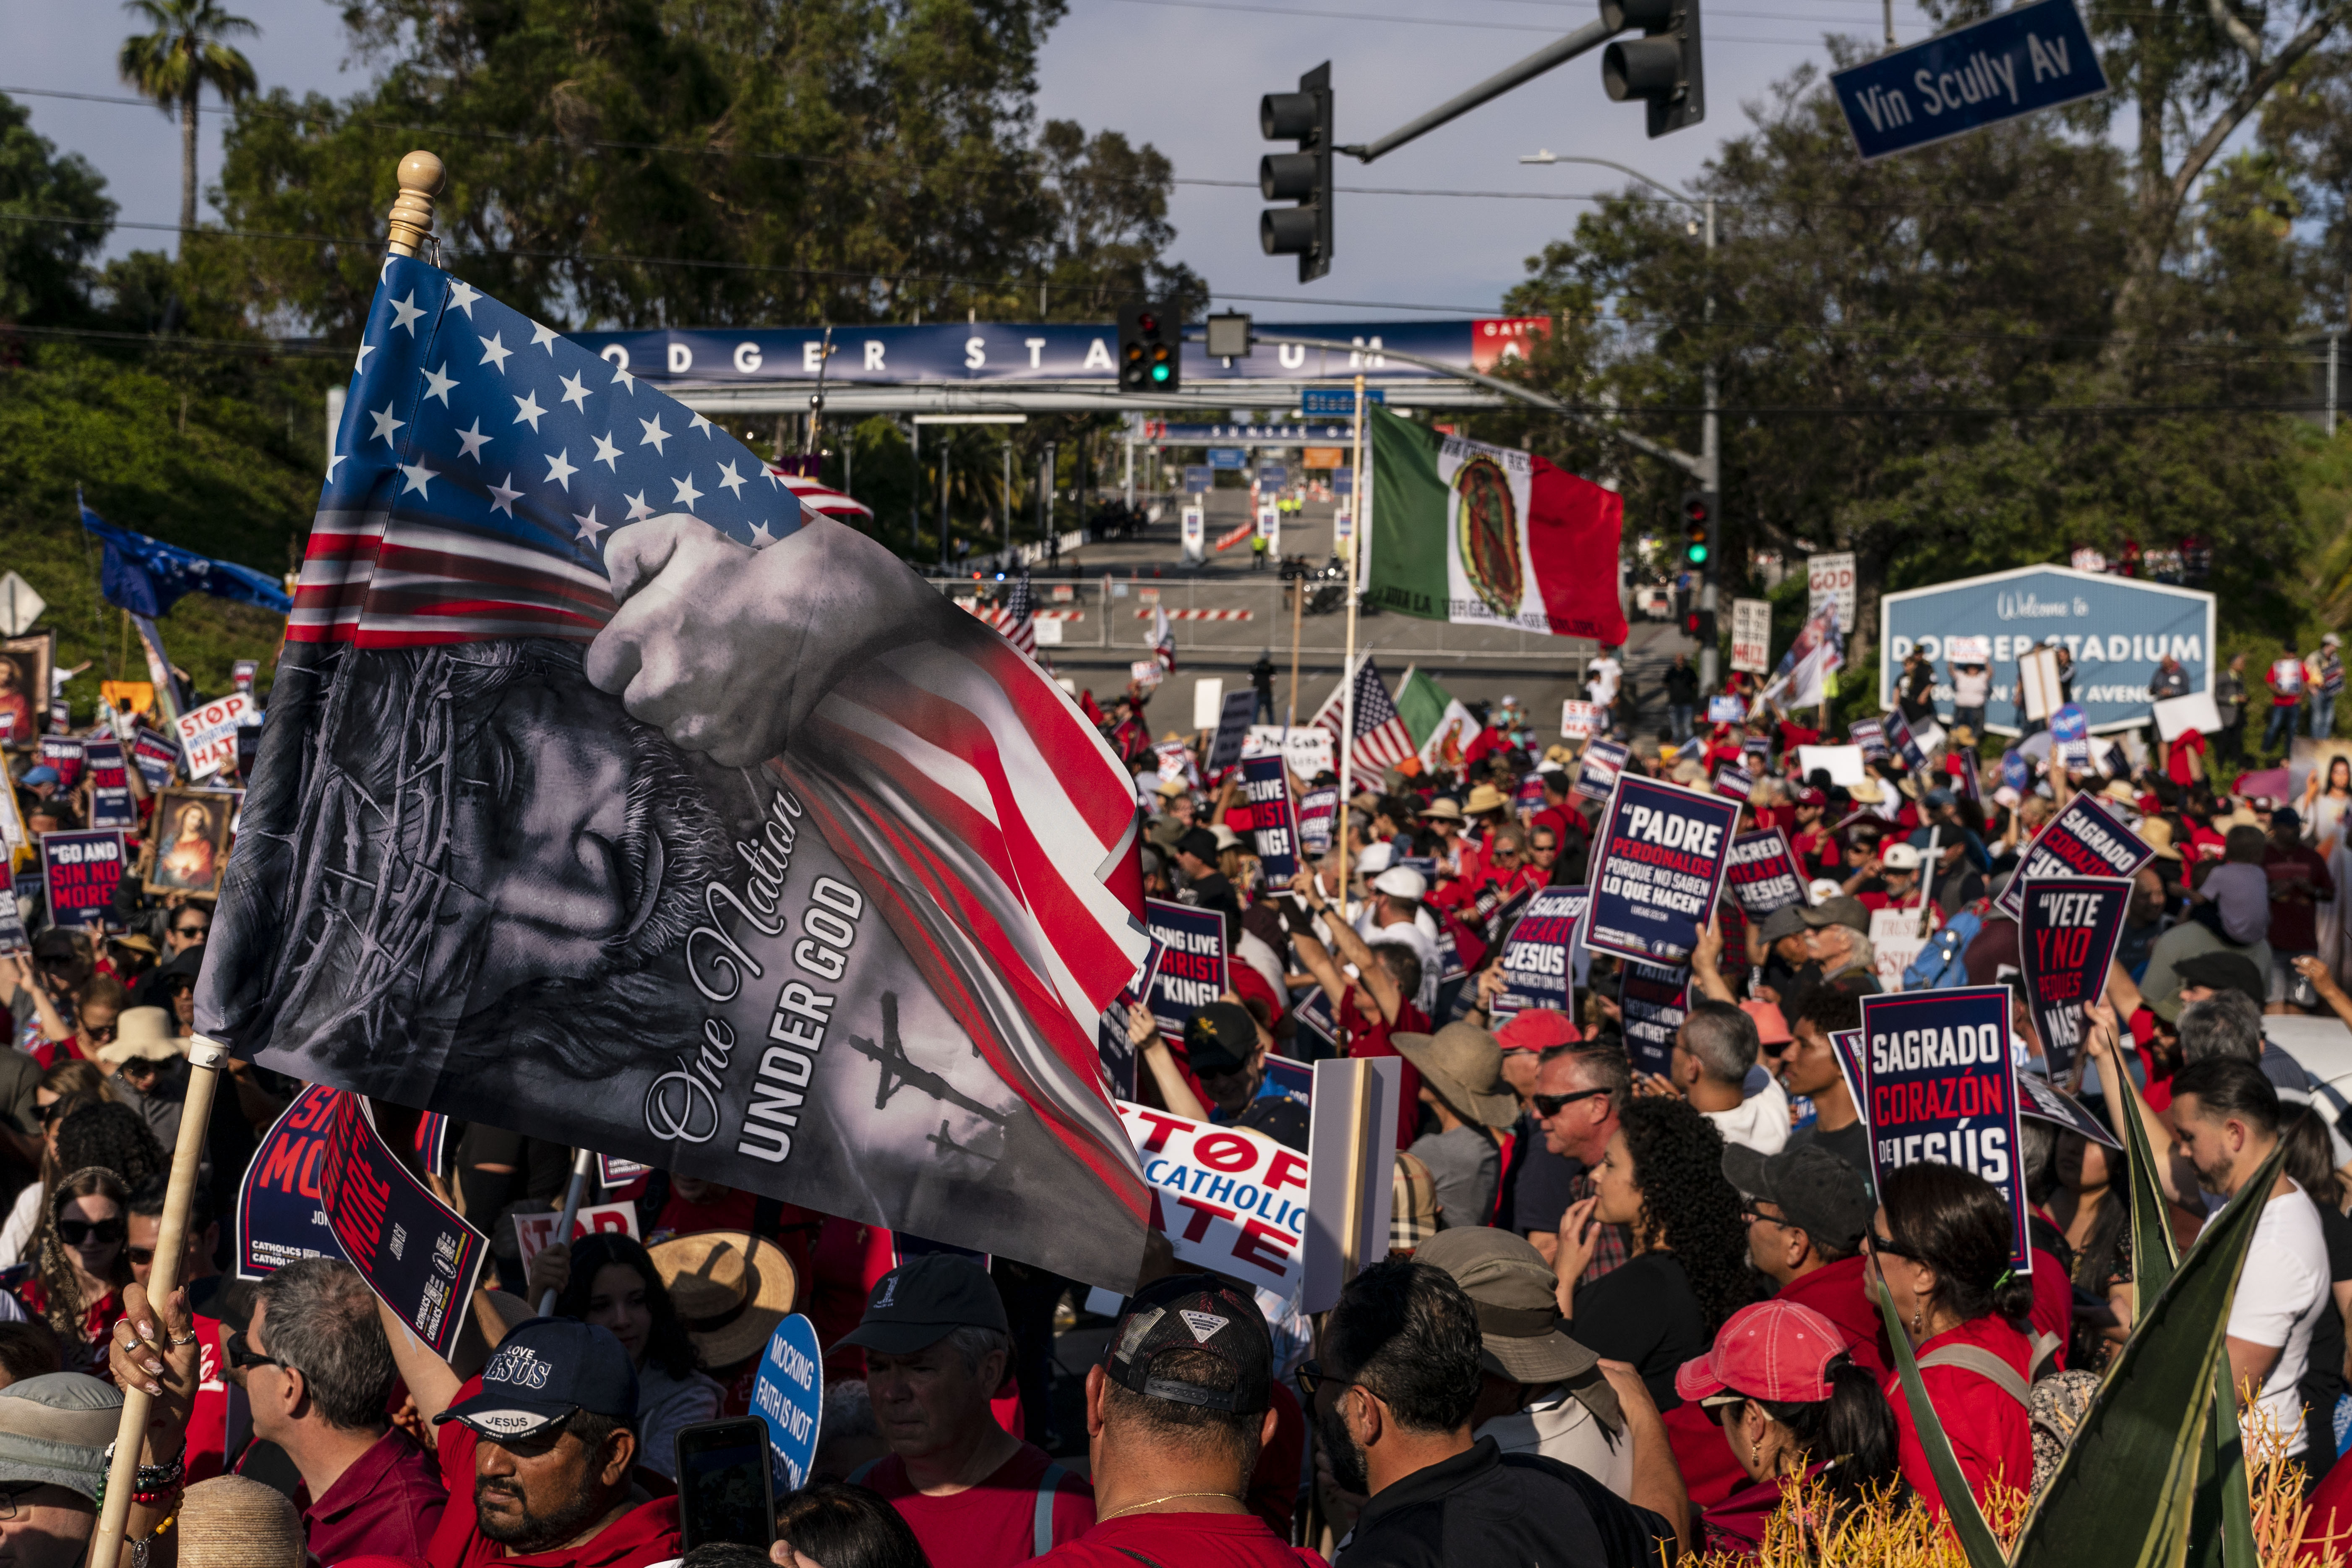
[1830,0,2107,161]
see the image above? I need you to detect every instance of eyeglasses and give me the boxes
[0,1482,40,1520]
[1491,848,1522,862]
[1864,1227,1915,1262]
[1531,842,1557,857]
[1532,1087,1611,1119]
[1739,1200,1784,1226]
[55,1218,124,1247]
[1293,1359,1359,1404]
[1758,1035,1795,1058]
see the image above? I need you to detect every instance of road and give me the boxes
[952,486,1698,750]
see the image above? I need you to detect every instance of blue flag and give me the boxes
[80,503,292,618]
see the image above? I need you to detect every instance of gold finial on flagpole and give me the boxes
[386,149,445,258]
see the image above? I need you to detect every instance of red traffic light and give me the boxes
[1137,312,1158,335]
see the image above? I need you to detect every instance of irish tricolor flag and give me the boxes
[1362,404,1627,642]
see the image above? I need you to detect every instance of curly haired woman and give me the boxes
[1553,1095,1762,1410]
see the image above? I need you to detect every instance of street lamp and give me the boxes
[1521,149,1721,689]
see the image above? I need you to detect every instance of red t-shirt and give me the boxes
[428,1379,681,1568]
[1777,1256,1886,1376]
[188,1314,227,1483]
[1244,1383,1306,1539]
[1030,1511,1327,1567]
[2026,1247,2071,1370]
[856,1442,1094,1568]
[305,1427,448,1563]
[1883,1315,2034,1520]
[1338,991,1425,1151]
[651,1185,761,1240]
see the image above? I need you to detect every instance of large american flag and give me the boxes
[1314,655,1417,772]
[271,254,1150,1222]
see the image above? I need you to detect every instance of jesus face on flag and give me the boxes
[203,251,1155,1287]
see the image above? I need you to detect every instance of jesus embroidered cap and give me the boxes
[435,1317,638,1442]
[834,1251,1009,1357]
[1103,1273,1272,1414]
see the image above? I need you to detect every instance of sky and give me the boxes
[5,0,2050,327]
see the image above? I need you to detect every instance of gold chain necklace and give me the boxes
[1095,1491,1242,1523]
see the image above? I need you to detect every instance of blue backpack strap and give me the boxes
[846,1457,882,1487]
[1034,1461,1070,1556]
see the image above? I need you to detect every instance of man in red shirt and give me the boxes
[1284,872,1426,1149]
[1030,1275,1321,1568]
[1719,1145,1883,1372]
[837,1253,1093,1564]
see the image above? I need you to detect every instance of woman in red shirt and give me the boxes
[1864,1163,2036,1520]
[16,1165,131,1380]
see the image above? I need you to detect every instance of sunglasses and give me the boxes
[1292,1359,1358,1404]
[1864,1227,1915,1262]
[171,925,207,939]
[1532,1087,1611,1118]
[223,1328,289,1374]
[56,1218,124,1247]
[1739,1200,1783,1226]
[82,1023,117,1043]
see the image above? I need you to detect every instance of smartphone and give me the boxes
[674,1417,777,1552]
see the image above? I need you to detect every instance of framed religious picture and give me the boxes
[144,788,234,898]
[0,632,53,749]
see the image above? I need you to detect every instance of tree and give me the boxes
[0,93,116,322]
[117,0,259,244]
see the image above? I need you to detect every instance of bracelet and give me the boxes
[98,1440,186,1508]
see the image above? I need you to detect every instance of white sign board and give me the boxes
[1300,1056,1402,1313]
[1249,724,1333,781]
[1032,617,1063,646]
[1561,700,1604,739]
[1944,634,1992,665]
[511,1200,642,1273]
[1808,552,1857,635]
[1870,908,1928,991]
[1192,678,1225,732]
[1181,505,1205,563]
[175,692,252,781]
[1796,744,1868,786]
[2017,645,2064,723]
[1116,1102,1309,1299]
[1731,598,1772,674]
[2153,690,2223,743]
[0,573,45,638]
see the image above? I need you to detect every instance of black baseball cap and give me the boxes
[1175,827,1220,864]
[1183,1002,1259,1076]
[435,1318,639,1442]
[1103,1274,1272,1415]
[834,1252,1009,1357]
[1721,1143,1877,1256]
[2174,950,2266,1011]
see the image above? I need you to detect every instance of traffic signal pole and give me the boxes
[1343,19,1616,163]
[1699,194,1719,691]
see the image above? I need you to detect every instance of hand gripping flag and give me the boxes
[197,256,1155,1289]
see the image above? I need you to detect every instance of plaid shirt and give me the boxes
[1566,1171,1632,1285]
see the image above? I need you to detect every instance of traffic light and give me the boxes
[1260,62,1333,282]
[1681,489,1716,568]
[1602,0,1704,138]
[1116,301,1181,394]
[1684,608,1718,642]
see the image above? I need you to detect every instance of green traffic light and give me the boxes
[1151,364,1170,383]
[1687,545,1708,564]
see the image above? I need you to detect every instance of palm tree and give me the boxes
[117,0,258,246]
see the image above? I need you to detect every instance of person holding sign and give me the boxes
[1863,1164,2037,1518]
[1284,870,1428,1152]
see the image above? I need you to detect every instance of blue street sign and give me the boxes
[1830,0,2106,161]
[1207,447,1248,470]
[1301,388,1385,415]
[1183,464,1213,494]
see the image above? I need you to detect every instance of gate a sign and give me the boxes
[1831,0,2108,161]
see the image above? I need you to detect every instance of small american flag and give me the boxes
[1316,655,1416,773]
[1001,569,1036,657]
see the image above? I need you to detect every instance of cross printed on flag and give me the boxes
[203,253,1156,1289]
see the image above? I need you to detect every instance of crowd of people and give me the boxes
[4,635,2352,1568]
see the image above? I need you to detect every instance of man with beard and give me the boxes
[1303,1259,1677,1565]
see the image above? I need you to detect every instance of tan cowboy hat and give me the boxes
[647,1230,798,1368]
[1389,1022,1520,1130]
[2139,816,2185,861]
[1463,783,1509,815]
[1849,779,1885,805]
[1422,797,1465,821]
[97,1007,184,1067]
[2099,778,2138,806]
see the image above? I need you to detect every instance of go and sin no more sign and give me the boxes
[1830,0,2107,161]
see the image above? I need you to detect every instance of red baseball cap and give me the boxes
[1740,999,1791,1047]
[1495,1009,1580,1052]
[1674,1299,1850,1404]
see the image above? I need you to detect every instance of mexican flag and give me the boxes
[1396,667,1479,769]
[1363,404,1628,642]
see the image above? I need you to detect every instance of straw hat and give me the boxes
[177,1475,304,1568]
[1422,797,1464,821]
[2098,778,2139,807]
[1464,783,1510,815]
[96,1007,184,1067]
[646,1230,797,1368]
[2139,817,2184,861]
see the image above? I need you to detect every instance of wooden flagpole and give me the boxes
[89,149,448,1568]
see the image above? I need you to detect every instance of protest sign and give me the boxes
[1251,725,1333,781]
[1849,719,1888,762]
[1262,1055,1314,1110]
[512,1200,642,1273]
[83,741,135,830]
[1945,635,1992,664]
[2050,704,2090,767]
[1192,679,1223,731]
[1713,764,1754,804]
[1098,984,1142,1101]
[1492,887,1587,1020]
[1619,961,1690,1077]
[2016,1069,2120,1150]
[2153,691,2223,743]
[1207,688,1258,773]
[1743,735,1770,769]
[1883,710,1932,773]
[1795,745,1867,786]
[1293,985,1337,1051]
[236,1085,352,1277]
[1584,776,1741,965]
[1870,906,1930,991]
[1858,988,2030,1271]
[1296,785,1338,854]
[1731,598,1772,674]
[316,1093,492,1352]
[2018,876,2131,1080]
[1144,898,1228,1036]
[1828,1028,1868,1111]
[1154,739,1199,788]
[1116,1102,1308,1297]
[130,725,179,791]
[232,659,259,695]
[0,895,27,959]
[597,1155,652,1187]
[0,780,23,853]
[1239,754,1300,879]
[39,736,84,791]
[1708,696,1746,725]
[1995,796,2153,919]
[1301,1055,1401,1312]
[1724,830,1807,917]
[1560,700,1605,740]
[2017,645,2065,722]
[750,1315,824,1488]
[175,693,250,782]
[1574,738,1629,803]
[1808,552,1857,634]
[41,829,124,929]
